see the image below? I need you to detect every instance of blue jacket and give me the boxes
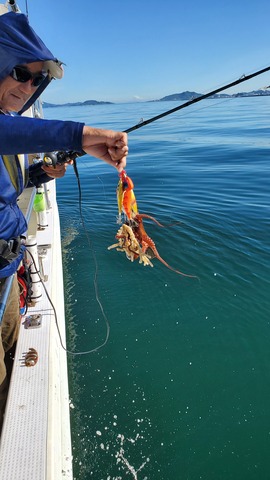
[0,12,84,278]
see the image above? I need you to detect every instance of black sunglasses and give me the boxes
[10,65,47,87]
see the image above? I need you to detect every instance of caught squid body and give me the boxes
[109,171,197,279]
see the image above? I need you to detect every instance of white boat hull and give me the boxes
[0,181,73,480]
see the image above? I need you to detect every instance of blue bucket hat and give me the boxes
[0,11,63,112]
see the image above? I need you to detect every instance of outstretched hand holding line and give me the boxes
[82,126,128,172]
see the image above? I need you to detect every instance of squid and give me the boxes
[109,170,196,278]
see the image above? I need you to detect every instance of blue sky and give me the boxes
[21,0,270,103]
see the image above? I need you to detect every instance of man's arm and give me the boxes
[0,116,128,172]
[0,115,84,155]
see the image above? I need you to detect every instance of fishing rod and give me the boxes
[124,65,270,133]
[43,64,270,168]
[39,65,270,354]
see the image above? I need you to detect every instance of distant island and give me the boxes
[43,99,113,108]
[43,89,270,108]
[157,89,270,101]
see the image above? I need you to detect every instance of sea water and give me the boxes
[46,97,270,480]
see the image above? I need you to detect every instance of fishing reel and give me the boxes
[43,150,84,167]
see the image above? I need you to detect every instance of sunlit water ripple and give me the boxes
[46,97,270,480]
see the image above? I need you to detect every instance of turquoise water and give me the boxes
[47,98,270,480]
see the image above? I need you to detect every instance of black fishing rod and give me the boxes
[38,65,270,354]
[43,65,270,168]
[124,65,270,133]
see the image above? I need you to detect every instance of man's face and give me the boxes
[0,61,44,112]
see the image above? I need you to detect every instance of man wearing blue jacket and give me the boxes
[0,11,128,429]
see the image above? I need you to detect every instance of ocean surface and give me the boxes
[46,97,270,480]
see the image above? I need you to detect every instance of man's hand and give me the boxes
[82,126,128,172]
[41,162,69,178]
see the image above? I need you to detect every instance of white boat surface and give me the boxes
[0,3,73,479]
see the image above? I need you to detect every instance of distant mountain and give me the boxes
[156,89,270,102]
[43,89,270,108]
[159,91,201,101]
[43,99,113,108]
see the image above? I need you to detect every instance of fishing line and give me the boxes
[96,175,107,202]
[41,154,111,354]
[151,97,233,124]
[26,245,110,355]
[72,159,110,352]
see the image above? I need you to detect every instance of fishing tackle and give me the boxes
[124,65,270,134]
[116,173,124,221]
[37,66,270,166]
[43,150,83,167]
[109,173,197,278]
[117,170,138,221]
[33,65,270,353]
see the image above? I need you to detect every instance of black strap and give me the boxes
[0,237,21,269]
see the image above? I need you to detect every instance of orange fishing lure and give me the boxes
[117,170,138,220]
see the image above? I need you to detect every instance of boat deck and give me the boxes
[0,183,73,480]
